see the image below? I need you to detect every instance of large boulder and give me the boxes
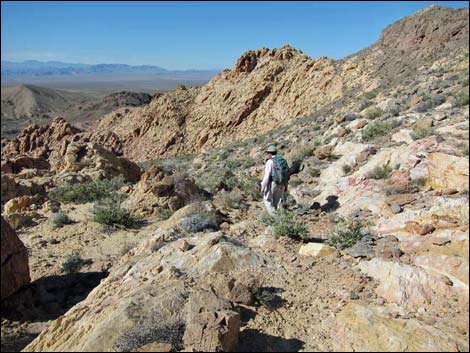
[1,217,30,301]
[24,232,265,351]
[123,165,209,217]
[57,142,142,183]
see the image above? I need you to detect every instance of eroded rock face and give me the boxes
[91,46,345,161]
[1,117,82,163]
[357,258,466,310]
[123,165,208,216]
[334,303,468,351]
[24,232,266,352]
[1,217,30,301]
[56,141,142,183]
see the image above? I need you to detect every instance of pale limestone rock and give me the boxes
[298,243,337,258]
[334,303,468,351]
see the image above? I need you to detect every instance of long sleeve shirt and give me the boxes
[261,158,274,193]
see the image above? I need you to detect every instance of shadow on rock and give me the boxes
[1,271,108,322]
[237,329,305,352]
[311,195,340,213]
[253,287,286,310]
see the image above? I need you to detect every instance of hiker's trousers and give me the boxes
[263,181,285,215]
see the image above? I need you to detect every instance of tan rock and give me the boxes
[4,195,39,215]
[134,342,174,352]
[413,118,434,130]
[314,145,334,160]
[357,258,464,310]
[427,153,469,192]
[1,217,30,301]
[334,303,468,351]
[299,243,338,258]
[24,232,264,351]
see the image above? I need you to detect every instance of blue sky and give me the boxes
[1,1,468,70]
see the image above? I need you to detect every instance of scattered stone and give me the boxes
[350,293,360,300]
[344,235,375,258]
[390,204,402,214]
[298,243,338,258]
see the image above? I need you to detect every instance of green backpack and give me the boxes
[271,156,290,185]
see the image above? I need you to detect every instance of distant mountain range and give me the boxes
[1,60,219,81]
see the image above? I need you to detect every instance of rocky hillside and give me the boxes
[87,5,469,161]
[1,84,152,138]
[0,5,469,353]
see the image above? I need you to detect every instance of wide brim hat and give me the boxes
[265,145,277,153]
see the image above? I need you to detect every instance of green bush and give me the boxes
[364,89,379,99]
[49,176,125,204]
[410,126,436,140]
[51,211,72,228]
[215,189,245,209]
[262,209,308,239]
[92,196,138,228]
[342,164,353,175]
[361,121,391,141]
[62,254,86,274]
[366,164,393,180]
[158,208,174,221]
[292,145,314,160]
[328,217,371,250]
[237,172,261,201]
[309,168,321,178]
[364,106,385,119]
[454,92,469,106]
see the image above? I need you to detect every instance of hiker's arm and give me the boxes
[261,159,273,193]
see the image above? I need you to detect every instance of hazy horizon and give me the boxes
[2,1,468,70]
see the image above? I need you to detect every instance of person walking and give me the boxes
[260,145,289,215]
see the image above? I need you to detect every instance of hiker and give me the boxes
[260,145,290,215]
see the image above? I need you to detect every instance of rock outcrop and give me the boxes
[24,232,265,351]
[123,165,208,216]
[1,217,30,301]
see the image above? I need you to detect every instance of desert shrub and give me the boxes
[114,311,185,352]
[366,164,393,180]
[158,208,174,221]
[62,253,86,274]
[364,89,379,99]
[241,157,256,168]
[49,176,125,204]
[226,159,243,170]
[342,164,353,175]
[454,91,469,106]
[262,209,308,239]
[411,126,436,140]
[309,168,321,178]
[289,178,303,188]
[237,172,261,201]
[361,121,391,141]
[328,217,371,250]
[292,145,314,160]
[364,106,384,119]
[430,94,446,107]
[180,212,218,233]
[459,143,469,156]
[93,195,138,228]
[414,100,432,112]
[215,188,245,209]
[120,242,137,256]
[51,211,72,228]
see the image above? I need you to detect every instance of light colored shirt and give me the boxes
[261,158,274,193]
